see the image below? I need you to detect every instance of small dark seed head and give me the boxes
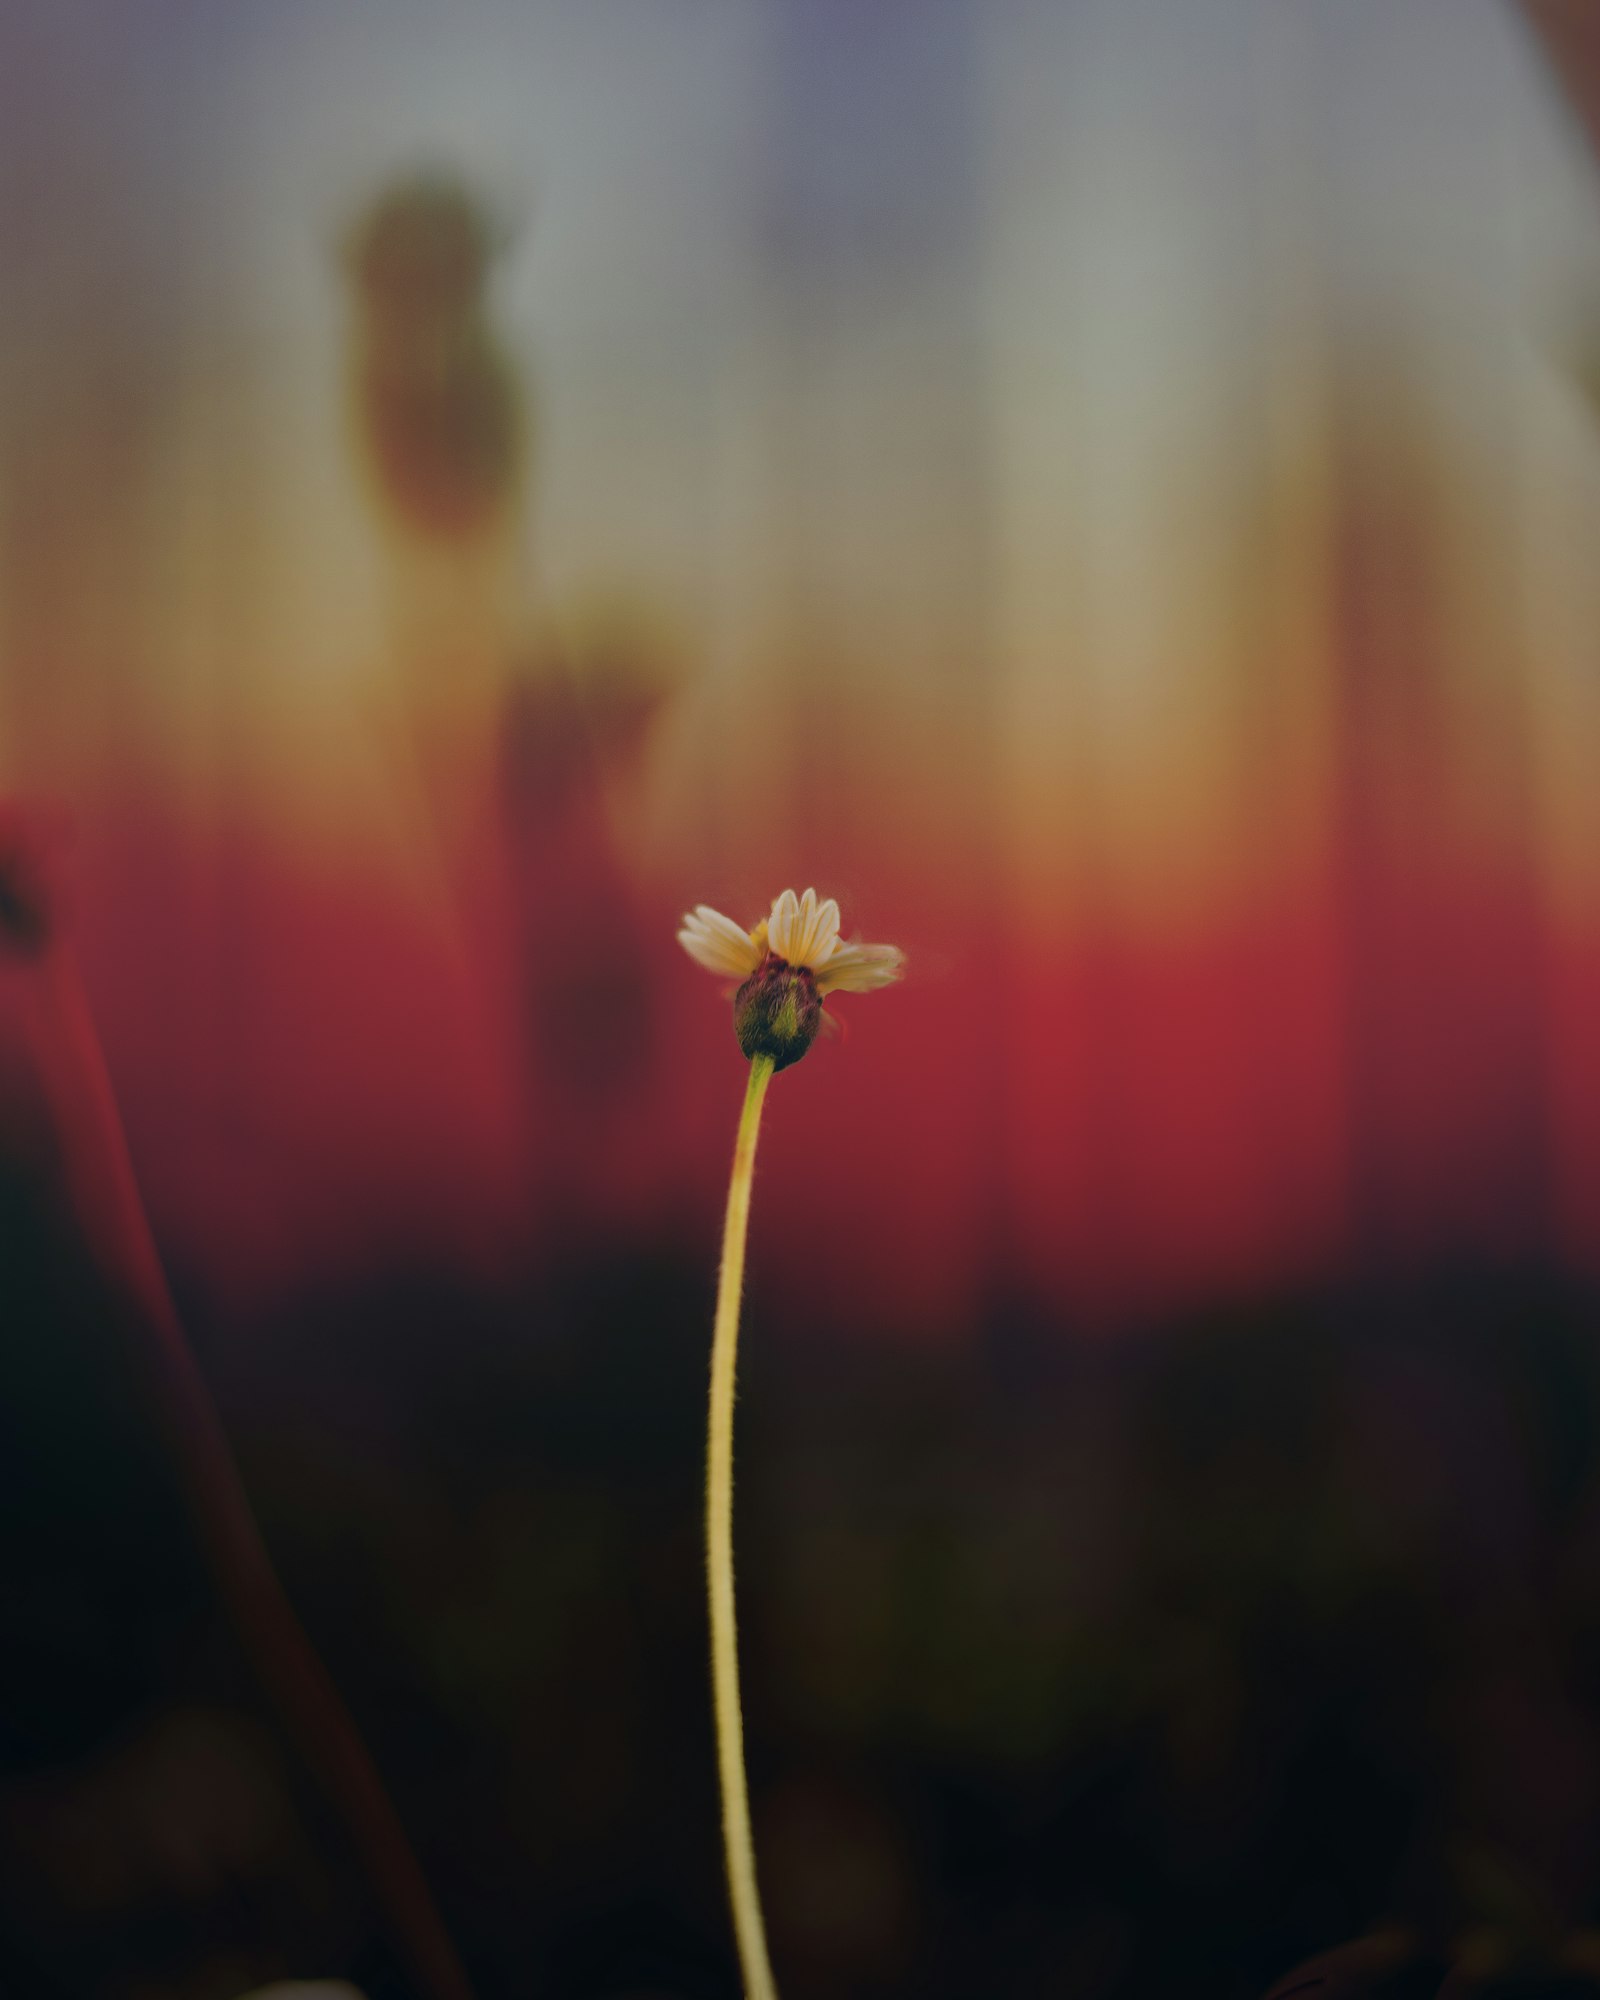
[733,953,821,1072]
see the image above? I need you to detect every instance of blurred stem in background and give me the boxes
[0,821,475,2000]
[1517,1,1600,163]
[706,1051,779,2000]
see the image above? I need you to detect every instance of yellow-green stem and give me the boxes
[707,1052,779,2000]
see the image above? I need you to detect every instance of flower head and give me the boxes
[678,886,904,1070]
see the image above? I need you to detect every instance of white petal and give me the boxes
[815,941,905,994]
[797,895,842,970]
[767,887,801,959]
[677,904,761,978]
[768,885,843,970]
[796,886,818,941]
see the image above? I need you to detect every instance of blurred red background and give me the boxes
[6,3,1600,1997]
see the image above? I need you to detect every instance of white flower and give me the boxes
[678,887,904,995]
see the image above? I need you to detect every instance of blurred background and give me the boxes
[5,0,1600,1994]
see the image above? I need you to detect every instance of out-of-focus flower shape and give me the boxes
[679,887,903,1073]
[0,805,64,957]
[232,1987,368,2000]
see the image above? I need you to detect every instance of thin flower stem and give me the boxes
[707,1051,779,2000]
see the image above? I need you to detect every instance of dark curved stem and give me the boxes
[16,948,476,2000]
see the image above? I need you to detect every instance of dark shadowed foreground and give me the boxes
[4,1157,1598,2000]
